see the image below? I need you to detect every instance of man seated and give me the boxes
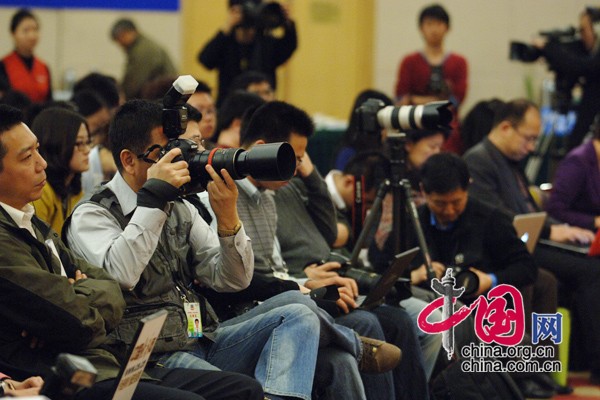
[199,101,403,399]
[65,99,395,400]
[0,104,264,400]
[463,98,600,384]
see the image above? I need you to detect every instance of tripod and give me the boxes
[349,131,436,281]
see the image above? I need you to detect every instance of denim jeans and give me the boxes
[222,291,367,400]
[400,295,443,380]
[159,302,320,400]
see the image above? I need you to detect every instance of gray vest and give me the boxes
[69,186,218,358]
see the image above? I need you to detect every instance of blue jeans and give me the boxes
[223,291,367,400]
[159,302,320,400]
[401,295,443,380]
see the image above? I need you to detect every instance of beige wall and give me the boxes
[0,1,592,120]
[0,7,180,95]
[374,0,588,117]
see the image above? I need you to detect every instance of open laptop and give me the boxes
[539,227,600,256]
[111,310,168,400]
[356,247,419,310]
[513,212,547,254]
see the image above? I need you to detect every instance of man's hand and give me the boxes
[550,224,595,244]
[206,165,240,231]
[296,152,315,178]
[146,148,191,189]
[4,376,44,397]
[304,276,359,314]
[223,5,243,34]
[410,262,445,285]
[469,267,492,297]
[304,262,342,280]
[68,269,87,285]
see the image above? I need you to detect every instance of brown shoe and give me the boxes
[358,336,402,374]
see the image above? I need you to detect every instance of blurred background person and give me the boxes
[546,114,600,230]
[394,4,467,155]
[111,18,176,99]
[212,90,265,148]
[187,79,217,141]
[334,89,392,171]
[31,107,91,235]
[198,0,297,106]
[229,70,275,101]
[0,8,52,104]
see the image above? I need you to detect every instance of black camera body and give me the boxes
[161,76,296,194]
[449,265,480,298]
[40,353,97,399]
[337,261,412,303]
[234,0,286,30]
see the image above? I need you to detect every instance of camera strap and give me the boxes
[351,175,366,241]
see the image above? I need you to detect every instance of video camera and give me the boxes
[510,27,581,114]
[161,75,297,194]
[232,0,287,30]
[355,99,453,136]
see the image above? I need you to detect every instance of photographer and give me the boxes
[533,7,600,150]
[197,0,297,107]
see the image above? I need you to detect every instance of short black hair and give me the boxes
[460,98,505,150]
[0,104,24,172]
[109,100,162,171]
[214,91,264,142]
[194,80,212,95]
[71,89,107,117]
[343,151,390,193]
[405,128,449,143]
[229,71,272,93]
[240,101,314,147]
[10,8,37,33]
[419,4,450,27]
[73,73,120,109]
[491,98,538,130]
[111,18,137,39]
[420,153,470,194]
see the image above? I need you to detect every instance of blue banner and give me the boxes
[0,0,179,11]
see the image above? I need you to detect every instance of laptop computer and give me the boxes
[538,228,600,256]
[111,310,168,400]
[513,212,547,254]
[355,247,419,310]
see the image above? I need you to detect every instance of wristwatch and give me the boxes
[0,378,14,396]
[217,220,242,237]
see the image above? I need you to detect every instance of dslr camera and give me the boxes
[231,0,287,30]
[449,265,480,298]
[40,353,97,399]
[355,99,453,136]
[161,75,297,194]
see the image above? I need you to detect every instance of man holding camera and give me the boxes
[533,7,600,150]
[65,99,323,400]
[0,104,265,400]
[198,0,297,106]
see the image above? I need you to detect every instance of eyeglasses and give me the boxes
[512,125,540,144]
[187,136,205,148]
[136,144,163,164]
[74,139,93,151]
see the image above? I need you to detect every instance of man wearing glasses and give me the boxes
[463,98,600,385]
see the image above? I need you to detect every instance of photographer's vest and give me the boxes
[69,186,219,359]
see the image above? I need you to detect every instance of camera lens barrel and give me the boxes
[376,101,453,132]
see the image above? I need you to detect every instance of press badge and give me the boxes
[184,302,203,338]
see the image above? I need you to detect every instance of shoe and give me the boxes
[531,372,573,395]
[516,378,555,399]
[358,336,402,374]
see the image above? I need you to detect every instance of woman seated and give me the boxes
[546,115,600,231]
[31,107,91,235]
